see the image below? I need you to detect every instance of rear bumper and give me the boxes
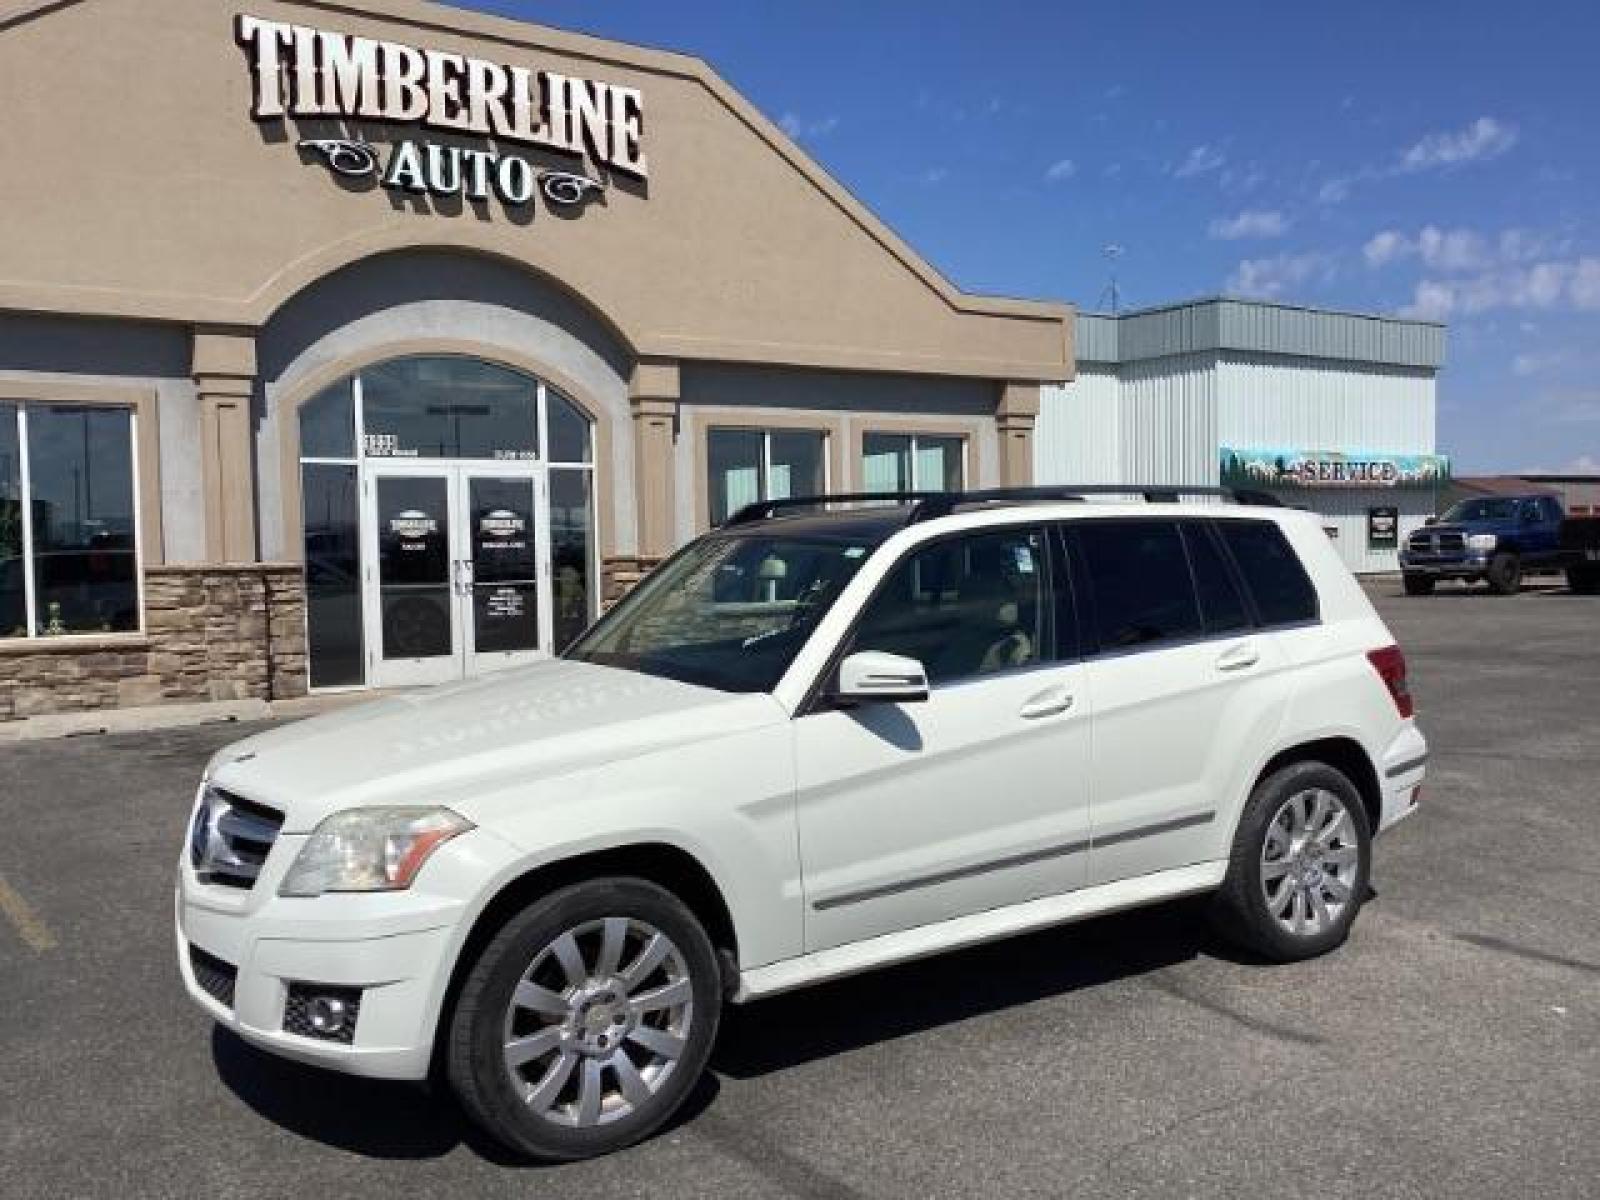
[1375,726,1427,834]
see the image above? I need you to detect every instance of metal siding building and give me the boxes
[1037,298,1445,573]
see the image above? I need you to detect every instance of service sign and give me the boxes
[1220,448,1449,490]
[236,14,646,215]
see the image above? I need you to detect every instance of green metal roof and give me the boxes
[1076,297,1446,370]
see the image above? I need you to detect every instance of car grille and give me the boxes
[1407,531,1465,556]
[189,944,238,1009]
[189,786,284,890]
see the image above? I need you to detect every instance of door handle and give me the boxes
[1215,642,1260,672]
[1019,686,1075,720]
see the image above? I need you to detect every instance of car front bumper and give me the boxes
[174,828,523,1081]
[1399,554,1490,578]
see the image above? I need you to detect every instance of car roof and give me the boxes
[716,499,1298,545]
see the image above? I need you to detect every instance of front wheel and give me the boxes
[1402,573,1435,596]
[1486,552,1522,595]
[1210,761,1372,962]
[446,879,722,1161]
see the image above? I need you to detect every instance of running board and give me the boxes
[734,860,1228,1002]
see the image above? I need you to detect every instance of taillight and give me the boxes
[1367,644,1414,719]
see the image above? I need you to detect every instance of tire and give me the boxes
[1210,761,1372,962]
[1486,552,1522,595]
[446,879,722,1162]
[1568,564,1600,595]
[1402,573,1435,596]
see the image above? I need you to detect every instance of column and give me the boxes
[192,327,259,563]
[630,358,680,561]
[996,381,1040,488]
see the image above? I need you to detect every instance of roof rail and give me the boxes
[720,484,1282,529]
[723,491,941,526]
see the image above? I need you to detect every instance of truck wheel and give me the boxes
[1402,573,1434,596]
[1210,760,1371,962]
[447,879,722,1162]
[1568,565,1600,595]
[1486,552,1522,595]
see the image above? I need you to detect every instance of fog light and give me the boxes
[307,995,349,1035]
[284,982,363,1044]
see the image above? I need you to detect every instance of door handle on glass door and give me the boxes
[1019,686,1074,720]
[1215,643,1260,672]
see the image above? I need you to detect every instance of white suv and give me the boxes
[176,488,1425,1160]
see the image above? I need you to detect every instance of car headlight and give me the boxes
[1466,533,1498,552]
[279,807,473,898]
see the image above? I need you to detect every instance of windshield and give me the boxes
[566,533,875,692]
[1440,497,1520,523]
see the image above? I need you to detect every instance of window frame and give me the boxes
[1213,517,1322,631]
[705,425,830,526]
[0,398,146,643]
[801,520,1063,712]
[858,430,968,494]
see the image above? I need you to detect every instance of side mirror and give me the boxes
[833,651,929,706]
[1424,516,1438,526]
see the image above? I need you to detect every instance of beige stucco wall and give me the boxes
[0,0,1071,382]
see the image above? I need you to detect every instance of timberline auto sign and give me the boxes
[236,13,646,212]
[1220,448,1450,490]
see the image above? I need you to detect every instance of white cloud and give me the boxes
[1400,116,1518,172]
[1226,252,1331,299]
[1044,158,1076,182]
[1512,349,1573,376]
[1209,210,1290,240]
[1102,162,1123,179]
[1398,257,1600,320]
[1364,225,1553,272]
[920,166,949,186]
[777,112,839,141]
[1173,144,1226,178]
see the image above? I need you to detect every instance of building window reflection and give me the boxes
[0,402,140,640]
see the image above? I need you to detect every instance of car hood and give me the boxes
[205,659,785,832]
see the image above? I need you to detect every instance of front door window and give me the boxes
[375,475,456,664]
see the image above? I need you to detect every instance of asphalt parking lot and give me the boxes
[2,580,1597,1199]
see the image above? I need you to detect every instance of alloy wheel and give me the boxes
[500,917,695,1129]
[1259,788,1361,938]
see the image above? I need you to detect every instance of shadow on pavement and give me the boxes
[211,896,1263,1159]
[713,897,1232,1078]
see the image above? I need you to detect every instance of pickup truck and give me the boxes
[1561,514,1600,594]
[1399,494,1566,595]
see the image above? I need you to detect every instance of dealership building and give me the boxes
[1037,299,1448,575]
[0,1,1443,724]
[0,0,1072,720]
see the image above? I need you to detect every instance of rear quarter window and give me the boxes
[1218,520,1319,626]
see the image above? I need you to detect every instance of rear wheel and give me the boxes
[1211,761,1371,962]
[1486,552,1522,595]
[1402,573,1435,596]
[447,879,721,1161]
[1568,564,1600,595]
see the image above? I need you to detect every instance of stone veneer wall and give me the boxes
[0,565,308,721]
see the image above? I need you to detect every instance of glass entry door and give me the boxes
[362,462,550,688]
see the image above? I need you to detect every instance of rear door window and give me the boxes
[1073,520,1203,651]
[1182,522,1252,634]
[1218,520,1319,626]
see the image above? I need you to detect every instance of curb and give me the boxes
[0,691,386,743]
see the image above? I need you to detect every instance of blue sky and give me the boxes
[462,0,1598,474]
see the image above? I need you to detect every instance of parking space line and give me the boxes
[0,872,57,953]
